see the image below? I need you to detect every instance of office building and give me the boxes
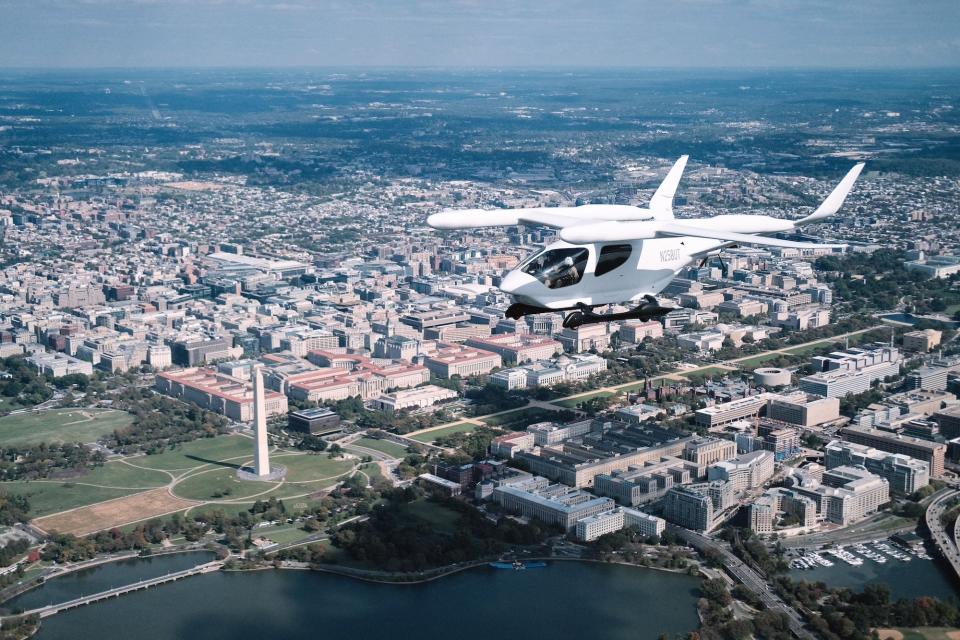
[824,440,930,493]
[683,437,737,466]
[492,479,615,530]
[618,320,664,343]
[748,501,775,534]
[662,486,715,532]
[622,508,666,537]
[695,393,772,428]
[902,329,942,352]
[155,367,288,422]
[594,456,698,506]
[170,336,234,367]
[766,393,841,427]
[576,509,625,542]
[841,424,946,478]
[934,406,960,439]
[800,346,901,398]
[557,323,611,353]
[371,384,458,413]
[423,342,502,378]
[26,352,94,377]
[526,419,595,446]
[490,432,536,459]
[464,333,561,364]
[783,465,890,525]
[707,450,775,491]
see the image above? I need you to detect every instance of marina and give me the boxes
[789,539,958,601]
[789,537,931,572]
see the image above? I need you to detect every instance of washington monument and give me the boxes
[252,365,271,477]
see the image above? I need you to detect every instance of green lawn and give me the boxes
[733,351,795,368]
[171,453,354,502]
[0,482,140,518]
[404,499,461,534]
[552,391,616,408]
[66,461,171,488]
[253,524,315,546]
[351,437,409,458]
[359,462,383,482]
[131,436,256,471]
[0,408,133,447]
[483,406,571,427]
[616,379,666,393]
[271,454,355,483]
[172,467,283,501]
[679,366,731,378]
[783,342,835,356]
[409,422,476,443]
[0,461,171,518]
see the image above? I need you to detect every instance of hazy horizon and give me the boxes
[1,0,958,70]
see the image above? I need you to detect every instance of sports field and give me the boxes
[0,408,133,447]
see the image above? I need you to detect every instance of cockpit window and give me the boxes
[595,243,633,277]
[521,247,589,289]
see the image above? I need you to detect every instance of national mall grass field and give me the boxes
[0,408,133,447]
[1,434,361,535]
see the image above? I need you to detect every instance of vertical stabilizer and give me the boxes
[648,155,689,219]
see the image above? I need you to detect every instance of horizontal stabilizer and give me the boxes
[797,162,865,225]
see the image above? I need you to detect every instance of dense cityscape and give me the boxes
[0,67,958,640]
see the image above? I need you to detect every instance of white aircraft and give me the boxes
[427,157,864,328]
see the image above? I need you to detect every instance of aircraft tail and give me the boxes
[648,155,688,219]
[796,163,865,226]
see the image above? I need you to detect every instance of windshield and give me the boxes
[521,247,589,289]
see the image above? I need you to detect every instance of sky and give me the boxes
[0,0,958,69]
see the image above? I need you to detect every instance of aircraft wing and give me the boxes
[796,162,865,225]
[426,208,581,230]
[656,223,847,250]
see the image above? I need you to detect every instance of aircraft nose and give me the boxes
[500,269,535,295]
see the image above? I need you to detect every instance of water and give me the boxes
[6,552,217,612]
[879,313,960,329]
[34,562,702,640]
[790,555,960,601]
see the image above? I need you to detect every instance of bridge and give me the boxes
[20,559,224,619]
[924,487,960,582]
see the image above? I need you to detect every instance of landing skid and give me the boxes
[562,296,672,330]
[503,298,672,329]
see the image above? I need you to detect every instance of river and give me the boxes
[6,551,218,612]
[790,555,960,601]
[27,557,703,640]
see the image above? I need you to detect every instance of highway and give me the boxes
[923,487,960,581]
[669,526,815,640]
